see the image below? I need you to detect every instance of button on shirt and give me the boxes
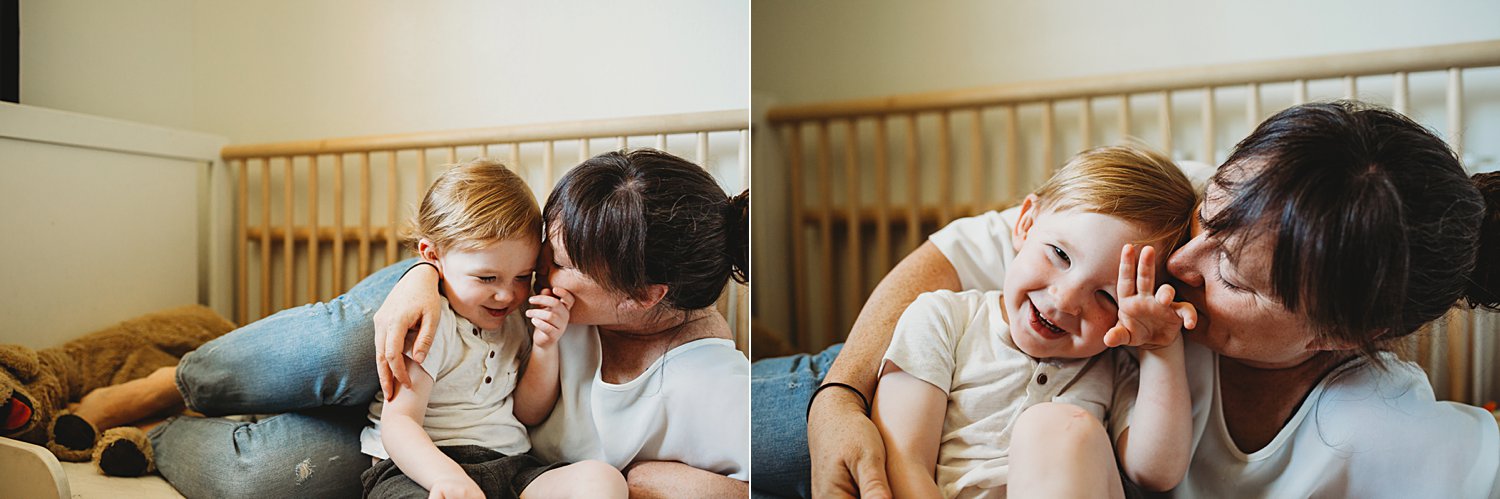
[360,299,531,459]
[881,290,1136,499]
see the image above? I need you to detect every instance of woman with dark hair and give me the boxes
[754,101,1500,498]
[378,149,752,496]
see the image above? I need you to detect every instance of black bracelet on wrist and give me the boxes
[400,261,438,280]
[807,382,871,419]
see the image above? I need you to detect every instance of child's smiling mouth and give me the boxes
[484,306,510,318]
[1028,301,1069,339]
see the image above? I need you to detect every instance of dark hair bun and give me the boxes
[726,190,750,284]
[1469,171,1500,309]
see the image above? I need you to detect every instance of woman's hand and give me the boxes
[1104,244,1197,349]
[374,263,444,401]
[425,476,484,499]
[809,389,893,499]
[526,288,574,349]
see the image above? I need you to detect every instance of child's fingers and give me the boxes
[1137,245,1157,296]
[553,287,575,309]
[1104,324,1132,347]
[531,318,559,338]
[1172,301,1199,330]
[1117,244,1137,298]
[1154,283,1176,305]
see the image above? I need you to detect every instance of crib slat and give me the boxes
[284,157,295,309]
[697,132,709,167]
[360,153,371,279]
[1394,72,1410,114]
[1081,97,1093,148]
[904,114,921,251]
[1160,91,1173,156]
[580,137,590,164]
[937,111,953,225]
[387,151,398,266]
[481,144,490,159]
[509,143,521,172]
[874,118,892,274]
[787,124,809,348]
[1246,83,1261,131]
[1448,68,1464,157]
[656,134,667,151]
[542,141,555,188]
[334,155,345,293]
[1118,95,1130,141]
[816,122,838,341]
[447,147,457,165]
[416,150,428,217]
[1202,87,1215,165]
[236,159,248,325]
[1447,67,1469,402]
[969,109,983,217]
[308,155,320,301]
[618,136,628,151]
[1042,101,1055,173]
[740,129,750,188]
[1293,79,1308,105]
[1005,105,1019,201]
[1343,75,1357,99]
[843,119,862,327]
[261,158,272,318]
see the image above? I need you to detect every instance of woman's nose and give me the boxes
[1167,236,1206,287]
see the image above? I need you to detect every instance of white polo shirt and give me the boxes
[360,299,531,459]
[882,289,1136,498]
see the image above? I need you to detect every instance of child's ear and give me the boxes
[1013,194,1040,245]
[417,238,441,265]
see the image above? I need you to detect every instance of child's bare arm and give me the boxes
[514,288,574,425]
[1106,244,1194,491]
[871,362,947,499]
[382,357,482,498]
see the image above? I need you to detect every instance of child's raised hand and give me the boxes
[526,287,574,349]
[1104,244,1197,349]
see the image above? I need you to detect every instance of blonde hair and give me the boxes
[1032,144,1198,248]
[409,158,542,253]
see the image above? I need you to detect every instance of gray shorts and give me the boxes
[360,445,565,499]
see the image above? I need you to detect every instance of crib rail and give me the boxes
[766,40,1500,404]
[225,110,751,352]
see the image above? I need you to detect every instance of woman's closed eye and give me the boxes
[477,276,497,283]
[1214,253,1245,292]
[514,273,531,282]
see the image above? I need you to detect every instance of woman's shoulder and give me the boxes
[1311,354,1496,447]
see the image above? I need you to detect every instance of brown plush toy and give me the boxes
[0,304,234,476]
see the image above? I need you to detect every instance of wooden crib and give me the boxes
[221,110,751,352]
[764,40,1500,405]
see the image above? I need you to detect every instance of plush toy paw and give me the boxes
[94,427,154,477]
[46,410,97,462]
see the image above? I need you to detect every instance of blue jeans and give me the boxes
[749,343,842,499]
[148,258,415,499]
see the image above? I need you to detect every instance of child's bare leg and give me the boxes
[74,366,184,429]
[521,460,627,499]
[1009,402,1125,499]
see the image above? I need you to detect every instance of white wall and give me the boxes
[0,104,226,348]
[752,0,1500,344]
[23,0,749,143]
